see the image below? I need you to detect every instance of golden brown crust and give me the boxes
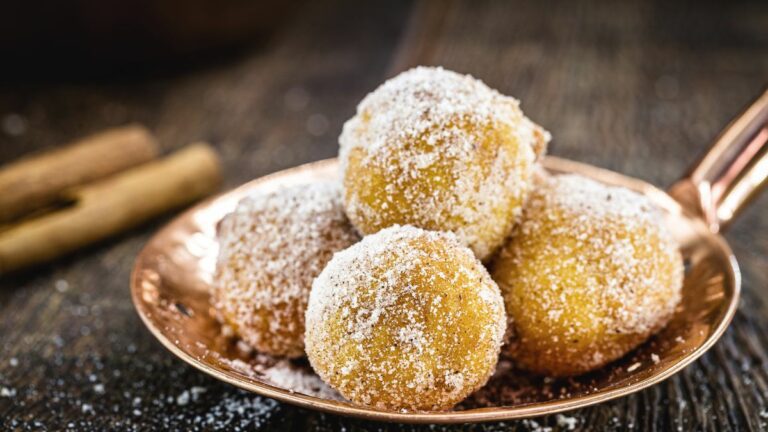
[213,181,359,358]
[492,174,684,377]
[305,225,506,411]
[340,66,550,261]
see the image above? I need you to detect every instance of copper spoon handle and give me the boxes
[670,89,768,234]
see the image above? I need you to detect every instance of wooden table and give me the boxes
[1,1,767,430]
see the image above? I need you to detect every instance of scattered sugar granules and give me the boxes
[339,66,550,260]
[556,413,579,430]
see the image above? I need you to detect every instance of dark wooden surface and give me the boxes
[1,0,767,430]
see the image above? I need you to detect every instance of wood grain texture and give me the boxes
[1,0,767,430]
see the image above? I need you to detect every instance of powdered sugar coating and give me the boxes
[340,66,550,260]
[213,181,359,358]
[305,225,507,411]
[492,173,684,376]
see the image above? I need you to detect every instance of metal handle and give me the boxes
[669,89,768,234]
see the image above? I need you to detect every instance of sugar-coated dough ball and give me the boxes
[305,225,506,411]
[340,66,550,261]
[492,174,684,376]
[213,181,359,358]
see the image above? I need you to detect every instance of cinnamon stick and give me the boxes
[0,143,221,274]
[0,124,159,224]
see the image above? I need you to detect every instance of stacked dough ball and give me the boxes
[213,66,684,411]
[340,66,549,261]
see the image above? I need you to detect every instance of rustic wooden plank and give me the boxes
[1,0,767,430]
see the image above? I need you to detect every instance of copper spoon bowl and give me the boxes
[131,90,768,423]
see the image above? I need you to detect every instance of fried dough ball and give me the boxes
[340,66,550,261]
[305,225,506,411]
[491,174,684,377]
[213,181,359,358]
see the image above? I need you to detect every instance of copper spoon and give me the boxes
[131,90,768,423]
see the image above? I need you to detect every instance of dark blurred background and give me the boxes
[0,0,302,79]
[1,0,767,431]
